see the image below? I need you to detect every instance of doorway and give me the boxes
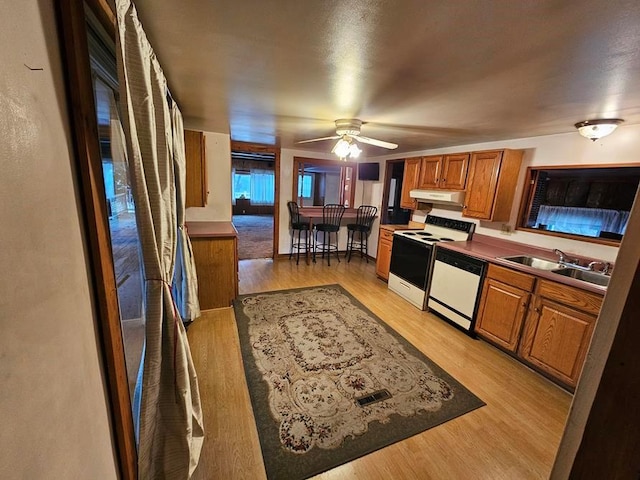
[381,159,411,224]
[231,142,280,260]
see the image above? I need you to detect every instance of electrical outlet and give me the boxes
[501,224,512,234]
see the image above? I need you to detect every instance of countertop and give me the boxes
[186,221,238,238]
[437,234,609,295]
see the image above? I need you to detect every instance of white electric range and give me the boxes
[388,215,476,310]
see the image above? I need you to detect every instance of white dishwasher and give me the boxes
[427,248,487,336]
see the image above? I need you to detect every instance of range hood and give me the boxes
[409,189,466,206]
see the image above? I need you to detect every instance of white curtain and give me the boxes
[116,0,204,478]
[250,168,275,205]
[536,205,630,236]
[170,101,201,322]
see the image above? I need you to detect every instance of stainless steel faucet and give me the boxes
[588,261,612,274]
[553,248,567,263]
[553,248,579,265]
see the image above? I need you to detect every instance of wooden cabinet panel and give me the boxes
[486,263,536,291]
[190,236,238,309]
[463,150,502,219]
[441,153,469,190]
[417,154,469,191]
[463,149,523,221]
[375,229,394,280]
[519,296,597,388]
[476,278,530,352]
[475,263,534,352]
[185,129,207,207]
[399,157,421,209]
[417,156,442,189]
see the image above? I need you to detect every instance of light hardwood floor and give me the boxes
[187,258,572,480]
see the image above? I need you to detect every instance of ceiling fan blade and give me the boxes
[353,135,398,149]
[296,135,340,144]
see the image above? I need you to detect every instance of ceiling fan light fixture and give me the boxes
[333,137,351,158]
[575,119,623,141]
[348,143,361,159]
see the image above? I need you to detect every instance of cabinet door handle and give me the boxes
[522,302,527,307]
[534,307,540,313]
[442,178,446,182]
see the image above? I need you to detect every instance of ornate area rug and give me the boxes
[233,284,484,480]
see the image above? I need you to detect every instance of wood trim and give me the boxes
[85,0,115,37]
[231,141,281,257]
[515,163,640,246]
[515,226,621,247]
[56,1,137,478]
[380,158,405,224]
[569,261,640,478]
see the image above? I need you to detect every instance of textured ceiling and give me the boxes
[132,0,640,156]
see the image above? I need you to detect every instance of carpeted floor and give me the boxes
[233,214,274,260]
[233,284,485,480]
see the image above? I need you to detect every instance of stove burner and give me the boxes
[417,232,433,236]
[404,232,418,235]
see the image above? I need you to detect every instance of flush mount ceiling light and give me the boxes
[575,119,624,141]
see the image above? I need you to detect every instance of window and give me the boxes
[298,173,313,198]
[292,157,356,207]
[232,169,275,204]
[517,165,640,244]
[233,171,251,199]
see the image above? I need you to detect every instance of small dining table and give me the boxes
[297,207,362,265]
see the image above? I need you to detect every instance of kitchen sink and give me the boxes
[500,255,563,271]
[551,268,610,287]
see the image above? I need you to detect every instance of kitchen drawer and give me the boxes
[487,263,536,292]
[379,229,394,242]
[536,279,603,316]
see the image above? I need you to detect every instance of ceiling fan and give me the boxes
[296,118,398,159]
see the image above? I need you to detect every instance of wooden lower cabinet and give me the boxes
[375,228,394,280]
[189,225,239,309]
[518,279,602,389]
[476,264,535,352]
[476,263,603,390]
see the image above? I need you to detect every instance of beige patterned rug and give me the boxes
[233,284,485,480]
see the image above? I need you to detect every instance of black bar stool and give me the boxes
[313,204,345,266]
[346,205,378,263]
[287,201,310,265]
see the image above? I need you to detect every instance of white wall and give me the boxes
[0,2,118,478]
[376,125,640,263]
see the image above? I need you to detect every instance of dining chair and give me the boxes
[313,204,346,266]
[287,201,310,265]
[346,205,378,263]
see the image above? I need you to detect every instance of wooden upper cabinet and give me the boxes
[463,149,523,221]
[417,155,443,189]
[185,129,207,207]
[400,157,422,209]
[417,154,469,190]
[441,153,469,190]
